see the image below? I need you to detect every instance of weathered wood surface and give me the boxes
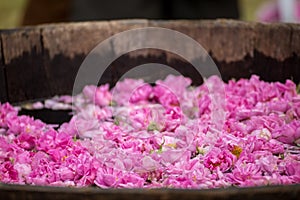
[0,183,299,200]
[1,28,50,102]
[0,37,7,102]
[0,19,300,103]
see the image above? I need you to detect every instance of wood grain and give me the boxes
[0,27,50,103]
[0,19,299,103]
[0,36,7,102]
[0,183,299,200]
[41,21,112,97]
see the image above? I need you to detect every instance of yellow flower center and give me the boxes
[166,143,177,149]
[61,155,68,161]
[231,145,242,158]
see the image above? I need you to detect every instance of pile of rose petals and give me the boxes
[0,75,299,188]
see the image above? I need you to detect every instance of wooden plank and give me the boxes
[148,20,256,63]
[108,20,150,85]
[109,20,207,86]
[148,20,300,83]
[0,183,299,200]
[149,20,299,62]
[254,22,293,61]
[0,65,6,103]
[290,23,300,55]
[41,21,112,96]
[1,28,50,103]
[0,36,7,102]
[148,20,255,83]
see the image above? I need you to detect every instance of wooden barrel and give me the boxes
[0,19,300,103]
[0,19,299,199]
[0,183,299,200]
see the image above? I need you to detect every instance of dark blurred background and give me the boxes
[22,0,239,26]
